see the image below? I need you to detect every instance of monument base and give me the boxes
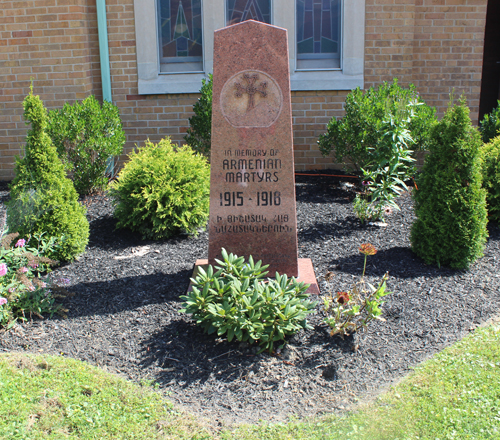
[187,258,320,295]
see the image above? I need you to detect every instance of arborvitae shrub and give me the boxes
[479,100,500,144]
[109,138,210,239]
[184,74,212,158]
[47,95,125,195]
[410,98,488,269]
[481,135,500,222]
[7,87,89,261]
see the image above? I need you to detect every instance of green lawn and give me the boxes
[1,321,499,440]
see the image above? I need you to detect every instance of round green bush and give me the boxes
[482,135,500,223]
[109,138,210,239]
[410,98,488,269]
[318,79,437,174]
[47,95,125,196]
[7,87,89,262]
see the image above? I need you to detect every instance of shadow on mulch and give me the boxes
[56,269,191,318]
[138,320,357,390]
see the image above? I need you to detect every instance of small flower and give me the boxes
[359,243,377,256]
[28,285,35,292]
[56,277,71,286]
[0,297,7,305]
[33,279,47,288]
[384,206,393,216]
[15,239,26,248]
[28,261,39,269]
[8,287,15,294]
[0,263,7,277]
[336,291,350,305]
[19,267,28,274]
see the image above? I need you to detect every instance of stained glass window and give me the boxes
[296,0,341,69]
[226,0,271,26]
[158,0,203,73]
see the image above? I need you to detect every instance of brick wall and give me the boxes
[365,0,487,120]
[0,0,101,180]
[0,0,489,180]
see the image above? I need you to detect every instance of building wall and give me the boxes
[0,0,488,180]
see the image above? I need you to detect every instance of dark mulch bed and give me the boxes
[1,172,499,428]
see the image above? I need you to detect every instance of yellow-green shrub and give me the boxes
[7,87,89,262]
[109,138,210,239]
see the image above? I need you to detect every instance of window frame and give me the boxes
[133,0,364,94]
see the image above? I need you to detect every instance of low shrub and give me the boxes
[323,243,391,336]
[318,79,436,175]
[481,135,500,222]
[479,100,500,144]
[180,248,317,354]
[109,138,210,239]
[184,74,212,158]
[7,86,89,262]
[47,95,125,195]
[411,97,488,269]
[0,232,63,328]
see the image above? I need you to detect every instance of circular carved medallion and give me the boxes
[220,70,283,128]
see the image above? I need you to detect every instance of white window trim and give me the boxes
[134,0,364,94]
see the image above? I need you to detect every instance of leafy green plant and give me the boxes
[352,194,393,224]
[109,137,210,240]
[411,97,488,269]
[481,135,500,222]
[184,74,212,158]
[7,86,89,262]
[323,244,391,337]
[180,248,317,354]
[47,95,125,195]
[353,108,416,223]
[0,231,64,328]
[479,100,500,144]
[318,79,436,174]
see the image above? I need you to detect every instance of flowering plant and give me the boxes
[0,231,66,328]
[323,243,391,337]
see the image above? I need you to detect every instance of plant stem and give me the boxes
[362,254,368,280]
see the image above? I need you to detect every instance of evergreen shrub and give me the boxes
[47,95,125,195]
[184,74,212,158]
[181,249,316,354]
[109,138,210,240]
[479,100,500,144]
[410,98,488,269]
[318,79,436,174]
[481,135,500,222]
[7,87,90,262]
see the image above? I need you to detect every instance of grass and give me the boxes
[0,353,212,439]
[1,320,499,440]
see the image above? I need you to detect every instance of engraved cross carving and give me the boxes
[235,73,267,111]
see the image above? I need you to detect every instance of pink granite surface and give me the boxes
[208,20,299,276]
